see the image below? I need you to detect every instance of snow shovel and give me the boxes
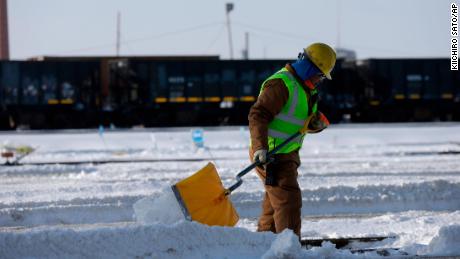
[171,114,322,227]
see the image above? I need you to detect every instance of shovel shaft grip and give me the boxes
[226,131,302,194]
[226,162,258,193]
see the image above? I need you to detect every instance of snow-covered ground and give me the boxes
[1,123,460,258]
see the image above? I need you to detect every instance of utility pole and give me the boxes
[242,32,249,60]
[225,3,234,60]
[116,12,121,56]
[0,0,9,60]
[336,0,341,49]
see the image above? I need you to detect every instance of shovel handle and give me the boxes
[226,131,302,194]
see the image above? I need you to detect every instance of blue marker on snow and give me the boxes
[192,129,204,148]
[98,125,104,137]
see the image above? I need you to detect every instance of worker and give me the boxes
[248,43,336,237]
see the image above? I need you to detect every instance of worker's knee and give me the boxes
[270,192,301,211]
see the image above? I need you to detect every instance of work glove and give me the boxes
[307,111,330,133]
[253,149,268,164]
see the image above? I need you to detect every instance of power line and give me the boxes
[233,20,424,57]
[44,19,425,58]
[204,23,226,54]
[232,21,313,42]
[47,21,224,56]
[121,21,224,45]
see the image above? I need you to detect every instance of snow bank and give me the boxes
[426,224,460,256]
[298,180,460,215]
[0,222,276,259]
[4,179,459,228]
[1,222,370,259]
[133,187,184,224]
[0,195,139,227]
[234,180,460,218]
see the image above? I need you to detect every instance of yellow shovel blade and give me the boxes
[172,162,239,227]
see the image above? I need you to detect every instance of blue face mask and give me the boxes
[291,58,321,81]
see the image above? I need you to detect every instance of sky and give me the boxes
[8,0,454,60]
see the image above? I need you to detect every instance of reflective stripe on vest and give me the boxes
[260,68,317,154]
[267,129,303,143]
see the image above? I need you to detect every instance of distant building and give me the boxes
[336,47,356,61]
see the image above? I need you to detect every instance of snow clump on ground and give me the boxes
[133,187,184,224]
[425,224,460,256]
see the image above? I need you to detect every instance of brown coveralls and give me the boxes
[248,64,312,237]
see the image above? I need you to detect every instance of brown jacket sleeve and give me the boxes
[248,79,289,152]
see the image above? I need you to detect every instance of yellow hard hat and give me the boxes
[304,43,336,80]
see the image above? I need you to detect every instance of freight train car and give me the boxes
[355,59,460,122]
[125,59,287,126]
[0,57,458,129]
[0,60,100,129]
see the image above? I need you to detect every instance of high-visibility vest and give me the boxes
[260,68,318,154]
